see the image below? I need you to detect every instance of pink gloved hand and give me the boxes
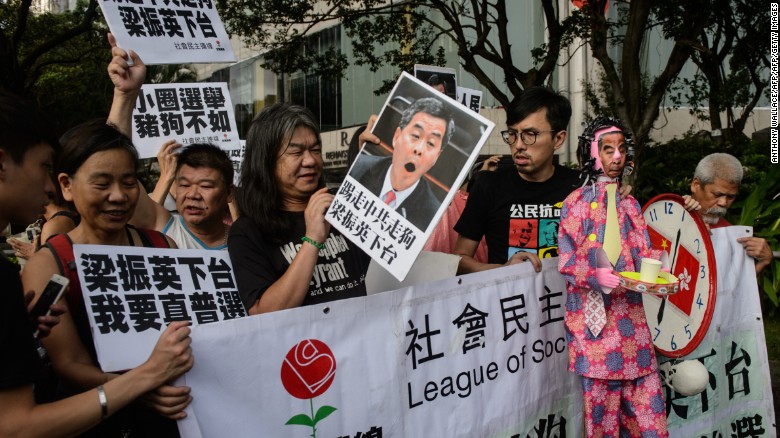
[661,266,671,273]
[595,267,620,290]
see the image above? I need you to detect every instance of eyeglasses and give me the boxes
[501,129,559,146]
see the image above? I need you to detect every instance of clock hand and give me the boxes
[669,228,682,272]
[657,228,682,324]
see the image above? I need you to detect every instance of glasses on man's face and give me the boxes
[501,129,558,146]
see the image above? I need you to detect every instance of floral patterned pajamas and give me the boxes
[559,182,667,437]
[581,373,668,438]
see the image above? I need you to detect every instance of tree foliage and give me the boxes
[0,0,100,94]
[666,0,769,138]
[1,0,201,133]
[574,0,713,160]
[217,0,581,107]
[576,0,767,161]
[0,0,113,132]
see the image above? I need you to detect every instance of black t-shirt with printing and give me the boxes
[229,212,370,309]
[455,164,580,264]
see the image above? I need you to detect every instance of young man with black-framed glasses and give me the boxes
[453,86,581,274]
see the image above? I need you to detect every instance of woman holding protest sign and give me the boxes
[21,40,190,435]
[0,91,193,438]
[228,103,370,314]
[21,120,189,436]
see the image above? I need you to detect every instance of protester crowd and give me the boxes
[1,36,774,438]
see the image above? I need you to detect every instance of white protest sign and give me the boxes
[73,244,246,372]
[327,72,495,281]
[365,251,460,295]
[228,139,245,186]
[414,64,457,100]
[132,82,241,158]
[99,0,236,64]
[179,258,583,437]
[456,86,482,113]
[661,226,776,437]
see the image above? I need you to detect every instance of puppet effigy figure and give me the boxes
[558,117,669,438]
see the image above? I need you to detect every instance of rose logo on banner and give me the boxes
[280,339,338,437]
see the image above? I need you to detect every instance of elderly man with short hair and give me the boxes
[689,152,773,274]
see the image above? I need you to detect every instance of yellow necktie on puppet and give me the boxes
[603,183,621,265]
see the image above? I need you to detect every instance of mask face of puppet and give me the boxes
[588,126,623,175]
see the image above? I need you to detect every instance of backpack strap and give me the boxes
[43,234,97,362]
[44,234,78,287]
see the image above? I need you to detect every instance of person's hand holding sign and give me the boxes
[107,33,146,137]
[107,33,145,97]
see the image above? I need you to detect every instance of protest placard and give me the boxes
[414,64,457,100]
[99,0,236,64]
[73,244,246,372]
[659,226,776,437]
[228,140,245,186]
[327,72,494,281]
[132,82,241,158]
[456,86,483,113]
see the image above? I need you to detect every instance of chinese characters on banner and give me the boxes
[179,259,583,437]
[73,244,246,372]
[176,229,776,437]
[456,86,483,113]
[98,0,236,64]
[661,226,776,438]
[327,73,494,281]
[131,83,241,158]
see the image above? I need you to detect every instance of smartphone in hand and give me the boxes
[30,274,69,338]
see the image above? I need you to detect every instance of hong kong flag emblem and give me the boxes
[647,228,698,316]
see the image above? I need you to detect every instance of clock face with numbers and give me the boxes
[641,194,717,357]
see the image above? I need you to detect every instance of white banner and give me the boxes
[74,244,245,372]
[180,259,583,438]
[660,226,776,437]
[132,83,241,158]
[175,227,776,437]
[99,0,236,64]
[328,72,495,281]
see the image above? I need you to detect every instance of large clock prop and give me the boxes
[641,194,717,357]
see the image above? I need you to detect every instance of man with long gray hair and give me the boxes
[228,103,370,314]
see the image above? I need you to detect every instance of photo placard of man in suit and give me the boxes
[350,98,454,231]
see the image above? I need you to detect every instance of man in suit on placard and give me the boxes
[351,97,454,231]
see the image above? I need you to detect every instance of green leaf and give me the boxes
[313,405,337,424]
[285,414,314,427]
